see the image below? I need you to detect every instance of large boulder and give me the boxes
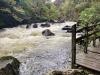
[40,22,50,28]
[62,25,72,33]
[0,56,20,75]
[33,23,38,28]
[42,29,55,36]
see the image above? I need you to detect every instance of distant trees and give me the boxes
[0,0,61,28]
[0,0,100,28]
[78,1,100,25]
[56,0,100,22]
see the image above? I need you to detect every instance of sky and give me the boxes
[51,0,55,2]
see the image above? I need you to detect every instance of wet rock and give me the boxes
[0,29,5,32]
[42,29,55,36]
[57,20,65,23]
[52,70,63,75]
[33,23,38,28]
[0,56,20,75]
[40,22,50,27]
[44,69,89,75]
[26,24,31,29]
[62,25,72,33]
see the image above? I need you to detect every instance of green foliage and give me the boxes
[0,0,61,28]
[59,1,73,13]
[46,3,60,20]
[75,2,91,12]
[79,7,100,26]
[18,0,35,19]
[1,0,100,28]
[57,0,100,21]
[79,8,96,23]
[58,1,75,20]
[3,0,16,5]
[94,2,100,15]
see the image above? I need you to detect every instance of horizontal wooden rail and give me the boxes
[76,23,100,33]
[76,29,100,42]
[76,26,86,33]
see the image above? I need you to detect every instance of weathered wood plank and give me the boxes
[77,55,100,64]
[76,53,100,72]
[76,59,100,68]
[88,46,100,53]
[76,53,100,61]
[76,60,100,72]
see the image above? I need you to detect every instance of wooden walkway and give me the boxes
[76,39,100,72]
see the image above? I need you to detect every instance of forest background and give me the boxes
[0,0,100,29]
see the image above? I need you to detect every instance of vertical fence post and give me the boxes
[71,24,76,69]
[84,23,88,53]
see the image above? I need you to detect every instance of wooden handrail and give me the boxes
[76,23,100,33]
[71,22,100,69]
[76,26,86,33]
[76,29,100,42]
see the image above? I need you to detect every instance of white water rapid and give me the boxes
[0,21,77,75]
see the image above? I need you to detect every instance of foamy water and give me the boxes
[0,21,77,75]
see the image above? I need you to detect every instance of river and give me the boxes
[0,21,77,75]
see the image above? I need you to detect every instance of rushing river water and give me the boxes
[0,21,77,75]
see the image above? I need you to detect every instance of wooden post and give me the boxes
[84,23,88,53]
[71,24,76,69]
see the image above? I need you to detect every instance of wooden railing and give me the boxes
[71,22,100,68]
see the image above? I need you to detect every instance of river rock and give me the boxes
[33,23,38,28]
[62,25,72,32]
[26,24,31,29]
[44,69,89,75]
[0,56,20,75]
[40,22,50,27]
[42,29,55,36]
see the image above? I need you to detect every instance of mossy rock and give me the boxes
[0,56,20,75]
[52,71,63,75]
[45,69,89,75]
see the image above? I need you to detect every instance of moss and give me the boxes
[0,56,15,61]
[78,67,100,75]
[71,70,88,75]
[0,56,20,75]
[52,70,63,75]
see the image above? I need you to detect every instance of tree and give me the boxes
[79,7,100,27]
